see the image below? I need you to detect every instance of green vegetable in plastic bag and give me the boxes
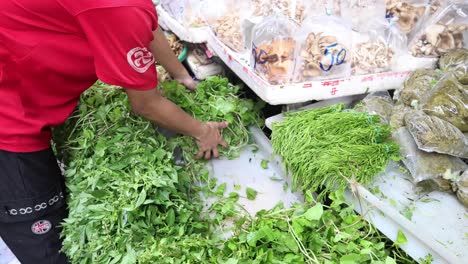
[398,69,443,107]
[439,48,468,85]
[354,91,394,124]
[392,128,467,183]
[390,103,412,130]
[453,171,468,207]
[405,111,468,158]
[422,74,468,132]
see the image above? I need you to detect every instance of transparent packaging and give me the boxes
[421,74,468,132]
[439,48,468,84]
[251,15,298,84]
[201,0,252,52]
[352,18,408,75]
[385,0,445,35]
[392,127,467,183]
[354,91,394,124]
[341,0,386,32]
[409,3,468,57]
[398,69,443,107]
[293,15,352,82]
[405,110,468,158]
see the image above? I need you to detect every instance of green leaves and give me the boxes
[395,230,408,247]
[160,77,263,163]
[135,189,147,208]
[246,187,258,200]
[302,203,323,221]
[261,159,269,169]
[56,82,415,264]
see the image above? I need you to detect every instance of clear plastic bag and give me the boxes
[161,0,188,23]
[201,0,252,52]
[421,74,468,132]
[354,91,394,124]
[341,0,386,32]
[385,0,444,35]
[439,48,468,85]
[352,18,408,75]
[453,171,468,207]
[251,15,298,84]
[250,0,317,24]
[293,15,352,82]
[183,0,208,27]
[405,110,468,158]
[299,0,338,22]
[392,127,467,183]
[251,0,272,17]
[398,69,443,107]
[390,103,412,130]
[409,3,468,57]
[250,0,299,19]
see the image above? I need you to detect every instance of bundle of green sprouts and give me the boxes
[272,104,399,195]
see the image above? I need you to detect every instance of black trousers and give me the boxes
[0,148,69,264]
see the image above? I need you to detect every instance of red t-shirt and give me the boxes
[0,0,159,152]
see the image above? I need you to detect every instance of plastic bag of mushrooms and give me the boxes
[351,18,408,75]
[293,15,352,82]
[409,2,468,57]
[251,14,298,84]
[341,0,387,32]
[202,0,252,53]
[385,0,446,35]
[250,0,332,24]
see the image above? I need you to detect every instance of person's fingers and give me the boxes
[220,139,229,148]
[213,121,229,129]
[212,147,219,159]
[195,150,204,160]
[204,150,212,160]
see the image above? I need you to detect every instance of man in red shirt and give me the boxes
[0,1,228,263]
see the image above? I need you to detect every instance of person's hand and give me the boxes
[175,75,198,91]
[194,122,229,160]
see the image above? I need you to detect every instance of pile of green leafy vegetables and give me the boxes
[54,78,416,264]
[271,104,400,196]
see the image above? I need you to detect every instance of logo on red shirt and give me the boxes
[127,47,155,73]
[31,220,52,235]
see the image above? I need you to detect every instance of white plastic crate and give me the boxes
[206,32,438,105]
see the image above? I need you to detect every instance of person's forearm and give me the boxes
[150,27,189,79]
[127,89,204,138]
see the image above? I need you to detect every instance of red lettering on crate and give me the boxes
[330,87,338,96]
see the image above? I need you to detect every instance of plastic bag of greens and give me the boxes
[396,69,443,107]
[293,15,352,82]
[251,15,298,84]
[409,3,468,57]
[390,103,412,130]
[392,127,467,183]
[452,171,468,207]
[355,91,394,124]
[202,0,251,52]
[421,74,468,132]
[405,110,468,158]
[439,48,468,85]
[352,18,407,75]
[341,0,386,32]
